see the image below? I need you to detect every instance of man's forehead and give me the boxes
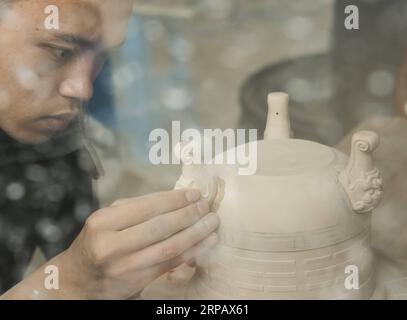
[13,0,133,49]
[92,0,133,48]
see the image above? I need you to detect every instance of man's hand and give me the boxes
[60,188,219,299]
[2,189,219,300]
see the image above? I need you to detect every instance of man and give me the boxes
[0,0,219,299]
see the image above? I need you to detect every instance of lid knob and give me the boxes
[264,92,292,140]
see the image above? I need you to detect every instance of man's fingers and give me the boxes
[176,232,219,263]
[138,232,219,282]
[110,197,133,207]
[106,234,218,297]
[130,213,219,268]
[108,199,210,256]
[100,189,202,230]
[114,213,220,271]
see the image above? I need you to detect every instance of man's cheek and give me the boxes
[0,89,11,112]
[33,79,56,101]
[15,64,42,91]
[12,66,57,104]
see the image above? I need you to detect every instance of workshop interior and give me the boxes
[1,0,407,300]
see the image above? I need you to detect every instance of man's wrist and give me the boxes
[52,250,94,300]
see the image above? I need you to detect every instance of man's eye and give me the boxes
[52,47,75,61]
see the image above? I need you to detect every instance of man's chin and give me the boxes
[2,125,58,145]
[9,130,52,145]
[2,119,81,146]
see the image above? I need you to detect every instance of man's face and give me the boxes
[0,0,133,144]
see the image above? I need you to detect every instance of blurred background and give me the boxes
[87,0,407,207]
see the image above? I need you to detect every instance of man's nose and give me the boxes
[59,62,95,102]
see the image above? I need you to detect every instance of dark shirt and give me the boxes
[0,129,98,293]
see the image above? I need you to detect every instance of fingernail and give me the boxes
[203,213,220,231]
[186,189,201,203]
[197,200,209,216]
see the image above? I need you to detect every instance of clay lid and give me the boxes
[214,92,341,176]
[239,139,337,176]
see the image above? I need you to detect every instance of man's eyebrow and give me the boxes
[51,33,99,49]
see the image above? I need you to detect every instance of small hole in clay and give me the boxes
[276,112,279,115]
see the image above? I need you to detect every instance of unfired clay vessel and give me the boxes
[174,92,384,299]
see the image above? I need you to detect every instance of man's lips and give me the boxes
[40,113,78,132]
